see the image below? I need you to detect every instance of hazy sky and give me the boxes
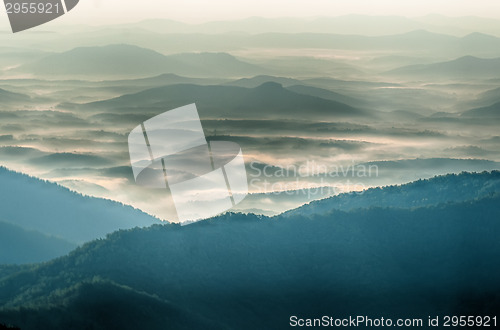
[18,0,500,26]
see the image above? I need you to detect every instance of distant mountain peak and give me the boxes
[462,32,498,40]
[15,45,263,78]
[255,81,284,90]
[68,43,164,55]
[452,55,500,65]
[385,55,500,79]
[454,55,480,62]
[404,29,432,35]
[401,29,444,37]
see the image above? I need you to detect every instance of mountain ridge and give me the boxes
[385,55,500,79]
[0,166,160,248]
[14,44,263,78]
[462,101,500,118]
[0,173,499,328]
[73,82,369,121]
[285,170,500,217]
[0,221,76,264]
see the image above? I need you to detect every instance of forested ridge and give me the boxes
[0,172,499,329]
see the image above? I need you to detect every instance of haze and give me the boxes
[1,0,499,27]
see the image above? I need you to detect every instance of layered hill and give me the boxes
[0,221,76,264]
[14,45,263,78]
[0,172,499,329]
[74,82,368,121]
[286,170,500,216]
[0,167,159,247]
[462,101,500,118]
[385,56,500,79]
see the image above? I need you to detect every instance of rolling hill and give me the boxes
[238,30,500,57]
[76,82,368,120]
[225,75,368,107]
[0,167,159,247]
[465,86,500,108]
[14,45,263,78]
[0,221,76,264]
[128,16,426,36]
[477,87,500,106]
[0,88,33,109]
[128,15,500,37]
[462,101,500,118]
[98,73,227,89]
[286,84,367,108]
[226,75,304,88]
[9,23,500,55]
[0,172,499,329]
[385,56,500,79]
[285,170,500,217]
[0,280,224,330]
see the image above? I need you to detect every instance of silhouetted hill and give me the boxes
[475,87,500,107]
[0,89,32,109]
[15,45,263,78]
[238,30,500,57]
[286,84,367,108]
[0,280,225,330]
[178,30,499,57]
[99,73,226,88]
[414,15,500,37]
[286,171,500,217]
[130,16,425,36]
[0,323,19,330]
[226,75,303,88]
[302,76,401,89]
[119,16,500,38]
[0,221,76,264]
[77,82,367,120]
[0,167,159,246]
[461,32,500,48]
[166,52,261,77]
[385,56,500,79]
[462,101,500,118]
[16,44,167,77]
[0,172,499,329]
